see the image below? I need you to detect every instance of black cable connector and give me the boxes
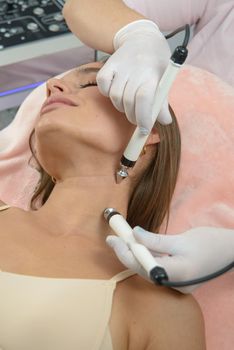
[150,266,169,284]
[150,261,234,288]
[170,46,188,65]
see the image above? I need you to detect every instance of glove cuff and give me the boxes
[113,19,161,51]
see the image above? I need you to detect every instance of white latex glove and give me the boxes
[106,226,234,293]
[96,19,172,134]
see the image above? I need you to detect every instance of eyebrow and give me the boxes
[76,67,101,75]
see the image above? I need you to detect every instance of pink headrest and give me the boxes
[168,66,234,233]
[167,66,234,350]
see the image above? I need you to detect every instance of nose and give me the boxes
[46,78,71,97]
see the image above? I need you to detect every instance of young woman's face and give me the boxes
[34,61,136,179]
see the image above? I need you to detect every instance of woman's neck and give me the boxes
[29,175,132,248]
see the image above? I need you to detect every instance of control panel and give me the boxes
[0,0,69,50]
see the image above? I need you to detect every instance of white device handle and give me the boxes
[108,213,163,276]
[109,214,136,245]
[123,61,180,162]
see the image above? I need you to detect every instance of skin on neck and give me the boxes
[29,172,134,248]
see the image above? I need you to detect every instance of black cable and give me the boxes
[165,25,190,48]
[182,24,190,47]
[94,50,99,62]
[165,26,186,40]
[151,261,234,288]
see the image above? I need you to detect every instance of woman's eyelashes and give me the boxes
[79,82,98,88]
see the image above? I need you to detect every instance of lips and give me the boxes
[40,96,78,115]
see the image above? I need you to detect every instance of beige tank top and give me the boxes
[0,205,136,350]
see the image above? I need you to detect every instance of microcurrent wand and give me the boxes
[104,208,234,288]
[104,208,168,283]
[116,43,188,183]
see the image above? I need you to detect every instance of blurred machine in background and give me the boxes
[0,0,95,117]
[0,0,69,50]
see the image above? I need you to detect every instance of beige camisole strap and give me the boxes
[109,268,136,283]
[0,204,136,350]
[0,204,11,211]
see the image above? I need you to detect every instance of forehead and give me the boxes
[79,61,104,70]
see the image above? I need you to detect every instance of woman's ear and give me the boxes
[146,127,160,146]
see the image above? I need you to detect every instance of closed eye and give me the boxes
[80,82,98,88]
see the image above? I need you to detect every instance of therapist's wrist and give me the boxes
[63,0,147,54]
[113,19,162,51]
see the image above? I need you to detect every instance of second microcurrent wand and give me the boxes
[104,208,168,283]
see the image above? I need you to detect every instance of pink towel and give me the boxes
[0,70,71,208]
[167,67,234,350]
[0,65,234,350]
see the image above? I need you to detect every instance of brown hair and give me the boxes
[128,107,181,232]
[29,105,180,233]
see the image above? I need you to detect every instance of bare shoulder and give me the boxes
[0,204,11,229]
[0,204,16,224]
[0,206,27,245]
[122,275,206,350]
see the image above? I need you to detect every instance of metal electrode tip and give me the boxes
[103,208,119,222]
[116,165,129,184]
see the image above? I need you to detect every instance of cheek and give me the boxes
[64,90,135,153]
[84,97,135,153]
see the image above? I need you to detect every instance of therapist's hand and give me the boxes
[96,19,172,134]
[106,226,234,293]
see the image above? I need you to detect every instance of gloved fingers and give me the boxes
[96,63,115,97]
[106,235,143,272]
[153,255,186,280]
[133,226,179,254]
[157,100,172,125]
[108,71,129,113]
[135,78,159,133]
[121,74,142,126]
[106,235,198,293]
[122,71,157,127]
[107,235,164,263]
[148,250,164,258]
[153,255,200,293]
